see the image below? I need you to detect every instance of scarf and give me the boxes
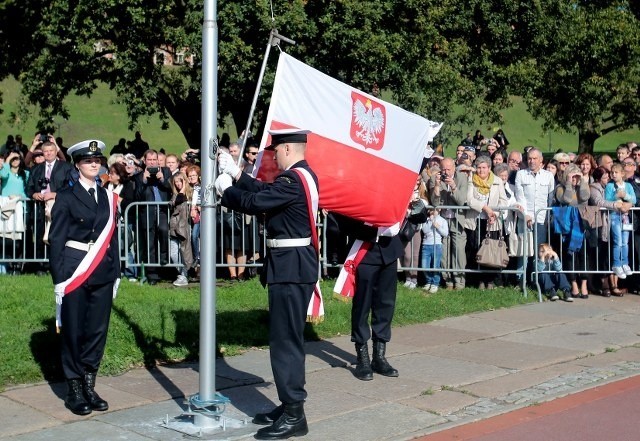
[473,172,494,196]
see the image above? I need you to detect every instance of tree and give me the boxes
[518,1,640,153]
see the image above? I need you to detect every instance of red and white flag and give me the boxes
[254,53,442,226]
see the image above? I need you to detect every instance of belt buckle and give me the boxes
[87,241,95,251]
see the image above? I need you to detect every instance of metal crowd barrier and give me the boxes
[532,206,640,302]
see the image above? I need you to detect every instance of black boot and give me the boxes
[65,378,92,416]
[254,402,308,440]
[354,343,373,381]
[83,372,109,411]
[253,404,284,425]
[371,341,399,377]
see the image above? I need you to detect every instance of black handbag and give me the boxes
[399,200,428,243]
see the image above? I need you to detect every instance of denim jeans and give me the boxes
[610,212,629,268]
[421,243,442,286]
[191,221,200,264]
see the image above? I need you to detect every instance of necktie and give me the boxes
[44,163,52,193]
[88,188,98,205]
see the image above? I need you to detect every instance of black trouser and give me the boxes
[351,260,397,344]
[268,282,313,404]
[139,210,169,280]
[61,281,113,379]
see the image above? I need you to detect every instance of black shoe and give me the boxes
[254,402,308,440]
[371,341,399,377]
[148,279,158,286]
[65,378,92,416]
[83,372,109,411]
[253,405,284,425]
[353,343,373,381]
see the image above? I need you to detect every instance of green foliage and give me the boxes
[0,274,533,390]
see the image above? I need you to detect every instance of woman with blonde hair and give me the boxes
[169,171,194,287]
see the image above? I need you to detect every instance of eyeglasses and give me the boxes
[559,162,570,165]
[624,162,636,167]
[508,159,520,163]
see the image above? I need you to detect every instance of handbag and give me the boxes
[399,218,419,243]
[476,233,510,269]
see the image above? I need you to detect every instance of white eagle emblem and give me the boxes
[353,98,385,146]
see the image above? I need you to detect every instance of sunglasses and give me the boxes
[624,162,635,166]
[247,152,258,156]
[559,162,570,165]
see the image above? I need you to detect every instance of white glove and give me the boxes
[54,284,65,305]
[215,174,233,195]
[218,151,241,178]
[113,278,121,299]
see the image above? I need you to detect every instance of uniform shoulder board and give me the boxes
[276,175,294,184]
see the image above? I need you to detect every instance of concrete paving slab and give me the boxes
[568,346,640,368]
[429,316,540,337]
[519,300,618,319]
[391,353,510,388]
[463,364,585,398]
[104,365,190,402]
[602,312,640,326]
[0,396,59,439]
[391,324,491,349]
[471,307,575,327]
[301,402,445,441]
[423,339,583,370]
[398,389,479,416]
[2,382,85,422]
[499,318,640,352]
[306,364,435,402]
[5,420,151,441]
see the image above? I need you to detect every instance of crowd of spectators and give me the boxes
[2,127,640,299]
[381,129,640,300]
[0,129,260,285]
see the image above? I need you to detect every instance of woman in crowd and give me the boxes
[107,162,137,281]
[0,151,29,274]
[485,139,498,157]
[402,175,429,289]
[589,167,618,296]
[491,149,507,168]
[576,153,597,185]
[463,156,508,289]
[186,164,201,268]
[555,163,591,298]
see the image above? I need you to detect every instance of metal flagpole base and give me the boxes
[161,392,252,437]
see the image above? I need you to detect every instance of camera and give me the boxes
[37,177,50,190]
[186,152,198,162]
[460,153,469,160]
[147,166,159,175]
[39,133,49,143]
[441,172,449,181]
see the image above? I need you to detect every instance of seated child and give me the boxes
[536,243,573,302]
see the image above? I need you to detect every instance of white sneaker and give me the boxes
[423,284,432,292]
[403,280,413,288]
[173,275,188,287]
[613,267,626,279]
[408,281,417,289]
[429,285,438,294]
[622,265,633,276]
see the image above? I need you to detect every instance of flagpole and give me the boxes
[194,0,226,428]
[237,29,295,165]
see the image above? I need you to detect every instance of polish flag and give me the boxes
[254,53,442,226]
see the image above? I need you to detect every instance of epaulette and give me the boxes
[277,175,294,184]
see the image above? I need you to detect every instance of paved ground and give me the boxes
[3,294,640,440]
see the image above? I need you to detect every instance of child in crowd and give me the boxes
[169,172,194,287]
[421,208,448,294]
[604,163,636,283]
[536,243,573,302]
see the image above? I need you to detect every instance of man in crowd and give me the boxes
[165,154,180,178]
[242,141,260,175]
[133,149,172,284]
[514,147,555,248]
[598,154,614,171]
[26,138,73,274]
[429,157,468,290]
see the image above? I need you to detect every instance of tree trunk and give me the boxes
[578,122,600,155]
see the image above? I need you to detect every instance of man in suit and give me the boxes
[49,140,120,416]
[215,129,319,440]
[26,139,73,273]
[133,149,172,284]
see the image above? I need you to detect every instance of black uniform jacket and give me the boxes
[332,213,404,265]
[221,160,319,286]
[26,160,74,197]
[49,184,120,286]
